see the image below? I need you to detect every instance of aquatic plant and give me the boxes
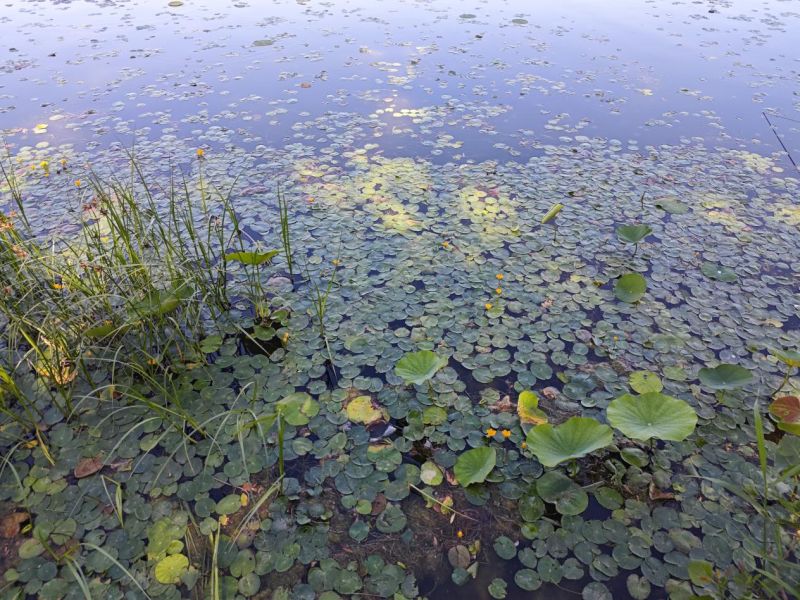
[616,223,652,256]
[614,272,647,303]
[525,416,613,469]
[607,392,697,442]
[770,348,800,397]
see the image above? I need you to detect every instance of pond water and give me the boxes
[1,1,799,599]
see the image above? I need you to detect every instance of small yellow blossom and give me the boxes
[486,427,497,437]
[521,441,527,449]
[332,258,341,266]
[457,530,464,538]
[219,515,229,526]
[442,240,449,248]
[613,335,619,342]
[496,273,503,280]
[501,429,511,438]
[240,493,249,507]
[495,287,502,295]
[74,179,82,188]
[60,158,67,167]
[196,148,205,158]
[484,303,493,310]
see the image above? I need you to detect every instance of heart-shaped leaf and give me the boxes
[276,392,320,426]
[607,392,697,442]
[614,273,646,303]
[616,224,652,244]
[629,371,663,394]
[700,262,737,282]
[454,447,496,487]
[525,417,613,468]
[154,553,189,584]
[394,350,447,385]
[345,396,385,425]
[698,364,752,390]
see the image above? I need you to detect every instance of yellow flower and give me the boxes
[240,493,249,507]
[60,158,67,167]
[486,427,497,437]
[442,240,449,248]
[457,530,464,538]
[219,515,229,526]
[496,273,503,280]
[495,287,502,295]
[484,303,493,310]
[332,258,341,266]
[613,335,619,342]
[196,148,205,158]
[40,160,49,170]
[74,179,82,188]
[521,441,527,449]
[501,429,511,438]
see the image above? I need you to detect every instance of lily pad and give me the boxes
[614,273,646,303]
[276,392,320,426]
[394,350,447,385]
[226,249,280,265]
[698,364,753,390]
[772,349,800,368]
[346,396,385,425]
[769,396,800,435]
[607,393,697,442]
[700,262,737,282]
[154,554,189,584]
[616,224,652,244]
[517,390,547,426]
[454,447,496,487]
[526,417,613,468]
[629,371,663,394]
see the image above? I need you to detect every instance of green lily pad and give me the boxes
[654,198,688,214]
[607,393,697,442]
[488,578,507,599]
[525,417,613,467]
[154,554,189,584]
[518,390,547,426]
[276,392,320,426]
[394,350,447,385]
[616,224,652,244]
[454,447,496,487]
[614,273,647,303]
[700,262,737,282]
[420,461,443,486]
[698,364,753,390]
[629,371,663,394]
[772,349,800,368]
[346,396,385,425]
[687,559,714,586]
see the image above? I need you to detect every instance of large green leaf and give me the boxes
[525,417,613,468]
[226,249,280,265]
[394,350,447,385]
[454,447,496,487]
[276,392,320,426]
[772,349,800,368]
[614,273,646,303]
[698,364,753,390]
[607,392,697,442]
[616,224,652,244]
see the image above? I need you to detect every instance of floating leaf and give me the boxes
[607,393,697,442]
[454,447,496,487]
[225,249,280,265]
[614,273,647,303]
[517,390,547,426]
[420,461,443,486]
[525,417,613,468]
[74,457,103,479]
[154,554,189,584]
[654,198,688,214]
[687,559,714,586]
[629,371,663,394]
[345,396,385,425]
[276,392,319,426]
[394,350,447,385]
[769,396,800,435]
[700,262,737,282]
[698,364,753,390]
[616,224,652,244]
[772,349,800,368]
[541,203,563,224]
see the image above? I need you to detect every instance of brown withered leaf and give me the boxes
[74,457,103,479]
[0,512,28,538]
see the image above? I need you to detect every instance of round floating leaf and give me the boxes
[626,574,651,600]
[525,417,613,468]
[420,461,443,486]
[536,471,574,503]
[556,487,588,516]
[518,390,548,426]
[698,364,753,390]
[394,350,447,385]
[448,545,470,569]
[616,224,652,244]
[493,535,517,560]
[515,569,541,591]
[772,349,800,368]
[541,203,563,224]
[594,487,623,510]
[769,396,800,435]
[607,393,697,442]
[655,198,688,214]
[345,396,385,425]
[276,392,319,426]
[700,262,737,282]
[154,554,189,584]
[614,273,646,303]
[687,559,714,586]
[629,371,663,394]
[454,447,496,487]
[488,578,507,599]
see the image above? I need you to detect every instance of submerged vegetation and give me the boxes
[0,140,798,600]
